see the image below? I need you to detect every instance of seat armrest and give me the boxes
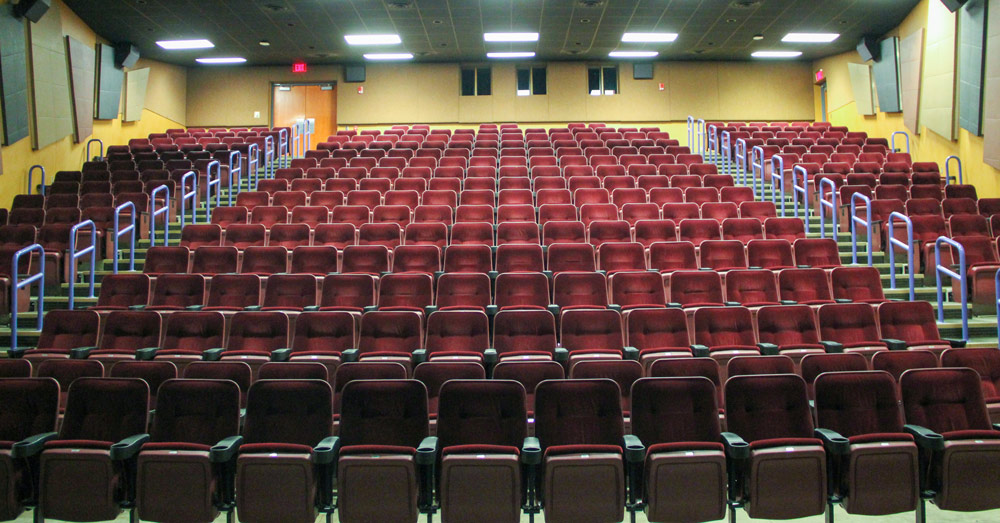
[202,348,225,361]
[698,267,714,272]
[70,347,95,359]
[270,348,292,362]
[721,432,750,459]
[210,435,244,463]
[904,424,945,451]
[136,347,158,360]
[757,342,779,356]
[691,344,710,358]
[546,304,560,317]
[110,434,151,461]
[623,434,645,463]
[424,305,438,316]
[303,305,319,312]
[244,305,262,312]
[944,338,967,348]
[128,304,147,311]
[814,428,850,455]
[666,302,682,308]
[819,341,844,354]
[779,300,797,305]
[185,305,204,311]
[10,432,58,459]
[797,264,811,269]
[342,348,359,362]
[412,349,427,365]
[623,346,638,360]
[312,436,340,465]
[748,266,762,270]
[483,348,498,366]
[362,305,377,313]
[994,424,1000,432]
[724,301,741,307]
[416,436,439,466]
[880,338,908,351]
[834,298,852,304]
[7,348,25,359]
[553,347,568,364]
[521,437,541,465]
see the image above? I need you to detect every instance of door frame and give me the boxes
[269,81,338,128]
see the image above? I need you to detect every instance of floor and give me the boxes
[15,504,1000,523]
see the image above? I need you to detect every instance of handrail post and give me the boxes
[792,165,809,232]
[148,185,171,247]
[10,244,45,350]
[750,146,765,199]
[818,177,838,239]
[278,128,289,167]
[735,139,747,185]
[291,122,301,158]
[86,139,104,160]
[849,192,873,266]
[890,131,910,154]
[205,160,222,221]
[247,143,260,189]
[686,116,694,152]
[935,236,969,341]
[28,165,45,196]
[769,155,786,217]
[112,202,136,274]
[887,212,915,301]
[696,119,706,157]
[67,220,97,309]
[179,170,198,228]
[945,155,962,185]
[706,124,718,162]
[720,131,732,177]
[263,135,275,178]
[226,150,242,205]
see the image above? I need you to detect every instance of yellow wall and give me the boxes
[186,60,816,127]
[0,0,185,208]
[813,0,1000,197]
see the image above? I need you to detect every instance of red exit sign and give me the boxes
[292,61,308,73]
[814,69,826,84]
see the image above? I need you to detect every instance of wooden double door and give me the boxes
[272,83,337,145]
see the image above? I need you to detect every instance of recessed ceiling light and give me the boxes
[609,51,658,58]
[751,50,803,58]
[196,57,247,64]
[621,32,678,43]
[156,39,214,50]
[487,52,536,58]
[363,52,414,60]
[752,34,764,41]
[782,33,840,43]
[484,32,539,42]
[345,34,402,45]
[259,40,270,47]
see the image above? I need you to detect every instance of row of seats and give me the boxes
[3,368,997,522]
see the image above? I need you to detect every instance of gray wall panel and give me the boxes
[873,37,902,113]
[95,43,122,120]
[0,5,29,146]
[958,0,987,136]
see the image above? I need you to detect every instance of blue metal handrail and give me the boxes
[278,128,289,166]
[226,150,242,205]
[178,170,198,228]
[887,212,915,301]
[149,185,171,247]
[10,244,45,350]
[849,192,873,266]
[247,143,260,188]
[935,236,968,341]
[750,146,765,199]
[995,269,1000,341]
[67,220,96,309]
[945,155,962,185]
[205,160,222,220]
[720,131,732,176]
[818,176,838,239]
[696,119,706,157]
[112,202,136,274]
[735,139,748,185]
[291,121,302,158]
[86,138,104,160]
[262,135,275,178]
[891,131,910,153]
[770,155,786,217]
[792,165,809,233]
[28,165,45,195]
[706,124,718,162]
[686,116,695,152]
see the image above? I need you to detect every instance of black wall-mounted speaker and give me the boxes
[114,42,140,69]
[940,0,968,12]
[856,36,880,62]
[14,0,50,23]
[344,65,365,83]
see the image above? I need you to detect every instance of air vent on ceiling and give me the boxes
[730,0,761,8]
[388,1,413,9]
[577,0,605,7]
[261,3,289,13]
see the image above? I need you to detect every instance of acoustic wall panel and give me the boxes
[124,67,148,122]
[95,43,122,120]
[27,3,72,149]
[66,36,94,143]
[920,1,957,140]
[984,0,1000,168]
[873,37,902,113]
[900,29,924,134]
[848,62,876,116]
[0,4,29,146]
[958,0,987,136]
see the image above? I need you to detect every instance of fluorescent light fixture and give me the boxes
[751,50,803,58]
[363,52,414,60]
[621,32,678,43]
[484,32,539,42]
[609,51,658,58]
[156,39,214,50]
[196,57,246,64]
[487,51,536,59]
[782,32,840,43]
[517,89,530,96]
[344,34,402,45]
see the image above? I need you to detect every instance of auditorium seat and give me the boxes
[0,377,59,520]
[940,348,1000,423]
